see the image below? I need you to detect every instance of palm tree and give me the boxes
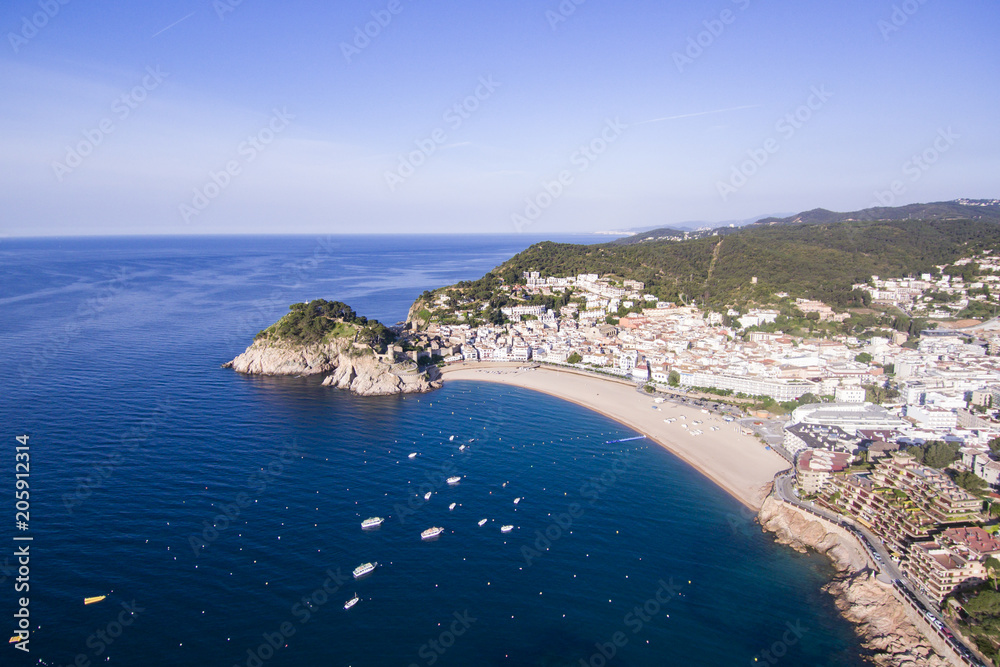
[985,556,1000,590]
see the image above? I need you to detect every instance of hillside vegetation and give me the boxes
[256,299,396,351]
[491,218,1000,311]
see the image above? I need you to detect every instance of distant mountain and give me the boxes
[751,199,1000,226]
[613,200,1000,246]
[464,199,1000,316]
[609,212,794,237]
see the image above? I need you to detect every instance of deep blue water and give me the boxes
[0,235,868,666]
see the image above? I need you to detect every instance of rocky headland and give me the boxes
[224,299,442,396]
[758,495,952,666]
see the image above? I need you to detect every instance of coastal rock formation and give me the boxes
[758,496,949,666]
[758,495,865,572]
[224,338,442,396]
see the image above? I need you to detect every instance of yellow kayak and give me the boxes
[9,635,24,643]
[84,595,107,605]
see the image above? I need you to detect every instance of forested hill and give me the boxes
[489,216,1000,311]
[617,199,1000,245]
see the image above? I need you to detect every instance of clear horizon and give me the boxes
[2,1,998,237]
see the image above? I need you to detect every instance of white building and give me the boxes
[906,405,958,430]
[835,386,867,403]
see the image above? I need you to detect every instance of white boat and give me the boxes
[424,491,432,501]
[449,502,456,510]
[421,526,444,539]
[449,435,455,441]
[459,444,467,451]
[408,453,417,459]
[500,525,514,533]
[513,497,521,505]
[344,595,359,610]
[353,562,377,579]
[361,517,384,529]
[446,476,461,485]
[478,518,487,527]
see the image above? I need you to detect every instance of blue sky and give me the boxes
[1,0,997,236]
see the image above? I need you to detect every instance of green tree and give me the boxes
[668,370,680,387]
[921,441,961,469]
[855,352,873,364]
[567,352,582,364]
[954,470,987,494]
[985,556,1000,590]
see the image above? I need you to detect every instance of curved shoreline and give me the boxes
[441,363,787,509]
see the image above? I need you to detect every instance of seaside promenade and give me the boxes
[441,362,788,509]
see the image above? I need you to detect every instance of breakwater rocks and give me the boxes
[223,338,442,396]
[758,496,950,666]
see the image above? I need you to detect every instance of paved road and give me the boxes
[772,472,983,665]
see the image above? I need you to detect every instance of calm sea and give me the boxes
[0,235,868,666]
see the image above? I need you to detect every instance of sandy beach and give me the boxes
[441,363,789,509]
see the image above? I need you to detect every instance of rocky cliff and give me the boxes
[758,496,951,666]
[223,337,442,396]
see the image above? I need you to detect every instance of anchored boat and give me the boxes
[353,562,377,579]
